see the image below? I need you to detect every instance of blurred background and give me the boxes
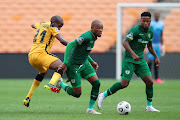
[0,0,180,79]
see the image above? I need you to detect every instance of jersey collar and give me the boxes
[90,30,97,40]
[139,25,150,33]
[50,22,57,27]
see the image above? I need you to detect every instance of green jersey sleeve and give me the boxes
[76,33,90,45]
[88,56,94,63]
[63,40,78,64]
[126,26,138,41]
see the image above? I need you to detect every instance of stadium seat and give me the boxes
[163,8,180,52]
[0,0,157,53]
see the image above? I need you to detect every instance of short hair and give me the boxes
[141,12,151,18]
[91,20,102,27]
[50,15,63,23]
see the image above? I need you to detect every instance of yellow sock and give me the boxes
[26,79,41,100]
[48,72,61,85]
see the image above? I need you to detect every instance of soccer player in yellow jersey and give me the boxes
[23,15,69,107]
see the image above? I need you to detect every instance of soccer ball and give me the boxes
[117,101,131,115]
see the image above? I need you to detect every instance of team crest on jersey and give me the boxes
[127,32,133,38]
[125,70,130,75]
[71,79,75,83]
[56,28,60,32]
[77,37,84,44]
[148,34,151,38]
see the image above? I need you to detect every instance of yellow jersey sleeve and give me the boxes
[34,23,40,29]
[34,22,45,29]
[50,24,60,36]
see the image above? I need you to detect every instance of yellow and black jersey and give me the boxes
[29,22,60,55]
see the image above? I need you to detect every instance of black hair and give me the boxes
[141,12,151,18]
[50,15,63,23]
[91,20,102,27]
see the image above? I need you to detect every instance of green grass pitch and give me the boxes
[0,79,180,120]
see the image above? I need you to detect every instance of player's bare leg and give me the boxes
[23,72,46,107]
[142,76,160,112]
[44,59,63,93]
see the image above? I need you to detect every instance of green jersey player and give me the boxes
[58,20,103,114]
[97,12,160,112]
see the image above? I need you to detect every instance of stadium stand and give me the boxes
[5,0,180,53]
[163,8,180,52]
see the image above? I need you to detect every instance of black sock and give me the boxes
[154,64,159,79]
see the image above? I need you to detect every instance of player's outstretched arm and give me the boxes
[147,42,160,66]
[122,39,140,61]
[63,40,78,64]
[59,40,78,72]
[31,23,36,29]
[31,22,45,29]
[55,34,69,46]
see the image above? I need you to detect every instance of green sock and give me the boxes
[60,82,68,90]
[147,100,152,106]
[90,80,100,100]
[146,86,153,106]
[103,91,108,97]
[88,99,96,109]
[60,82,80,97]
[61,84,81,98]
[87,80,100,109]
[106,82,123,96]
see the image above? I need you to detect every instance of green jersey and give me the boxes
[125,25,153,63]
[64,31,97,65]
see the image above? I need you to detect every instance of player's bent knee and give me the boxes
[74,93,81,98]
[147,80,153,86]
[121,79,130,88]
[92,80,100,88]
[121,82,129,88]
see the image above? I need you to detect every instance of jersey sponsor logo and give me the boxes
[87,46,93,50]
[125,70,130,75]
[139,34,144,35]
[138,39,148,43]
[77,37,84,45]
[71,79,75,83]
[56,28,60,32]
[127,32,133,38]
